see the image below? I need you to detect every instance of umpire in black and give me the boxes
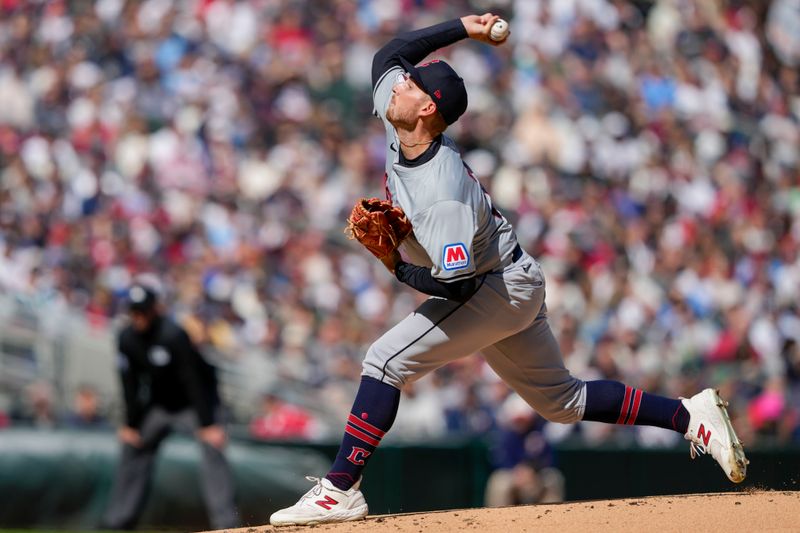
[101,284,239,530]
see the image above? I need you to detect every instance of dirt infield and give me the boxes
[206,491,800,532]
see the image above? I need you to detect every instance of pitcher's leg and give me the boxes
[483,304,695,431]
[582,380,689,432]
[331,296,495,490]
[325,376,400,490]
[482,312,586,424]
[581,382,746,482]
[268,377,400,526]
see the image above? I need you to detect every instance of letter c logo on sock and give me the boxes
[347,446,372,465]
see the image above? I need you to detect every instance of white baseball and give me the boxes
[490,19,509,41]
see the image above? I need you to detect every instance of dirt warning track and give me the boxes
[203,491,800,533]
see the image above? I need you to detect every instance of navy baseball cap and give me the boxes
[126,285,157,312]
[399,57,468,126]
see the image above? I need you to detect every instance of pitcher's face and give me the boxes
[387,71,432,128]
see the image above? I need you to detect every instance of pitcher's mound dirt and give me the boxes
[208,491,800,533]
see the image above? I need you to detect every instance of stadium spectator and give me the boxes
[63,384,110,429]
[484,394,564,507]
[9,381,58,430]
[249,392,322,440]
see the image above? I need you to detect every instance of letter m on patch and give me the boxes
[443,243,469,270]
[447,247,465,263]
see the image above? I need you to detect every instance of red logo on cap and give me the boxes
[434,90,442,99]
[420,59,441,67]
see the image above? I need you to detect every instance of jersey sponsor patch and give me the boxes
[442,243,470,270]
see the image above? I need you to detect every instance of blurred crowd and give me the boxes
[6,381,109,430]
[0,0,799,460]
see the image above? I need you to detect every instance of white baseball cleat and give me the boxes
[681,388,749,483]
[269,476,368,526]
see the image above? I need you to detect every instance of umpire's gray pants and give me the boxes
[363,252,586,423]
[102,407,239,530]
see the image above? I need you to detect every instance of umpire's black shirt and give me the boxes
[117,315,218,429]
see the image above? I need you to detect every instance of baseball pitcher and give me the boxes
[270,13,748,526]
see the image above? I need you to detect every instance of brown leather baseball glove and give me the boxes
[345,198,413,260]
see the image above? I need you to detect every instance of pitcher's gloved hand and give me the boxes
[345,198,413,261]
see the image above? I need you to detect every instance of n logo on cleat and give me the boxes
[315,495,339,510]
[697,423,712,446]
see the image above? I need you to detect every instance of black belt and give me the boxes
[511,244,523,263]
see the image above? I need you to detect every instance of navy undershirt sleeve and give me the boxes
[372,19,468,89]
[395,261,479,302]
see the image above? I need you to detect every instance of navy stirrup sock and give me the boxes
[325,376,401,490]
[583,380,690,433]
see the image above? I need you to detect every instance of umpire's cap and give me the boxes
[126,284,157,313]
[399,57,468,125]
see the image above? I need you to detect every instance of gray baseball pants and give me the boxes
[362,252,586,424]
[101,407,239,529]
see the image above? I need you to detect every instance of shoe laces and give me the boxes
[686,436,707,460]
[301,476,324,499]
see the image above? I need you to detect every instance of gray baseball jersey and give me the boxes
[374,66,518,282]
[362,65,586,424]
